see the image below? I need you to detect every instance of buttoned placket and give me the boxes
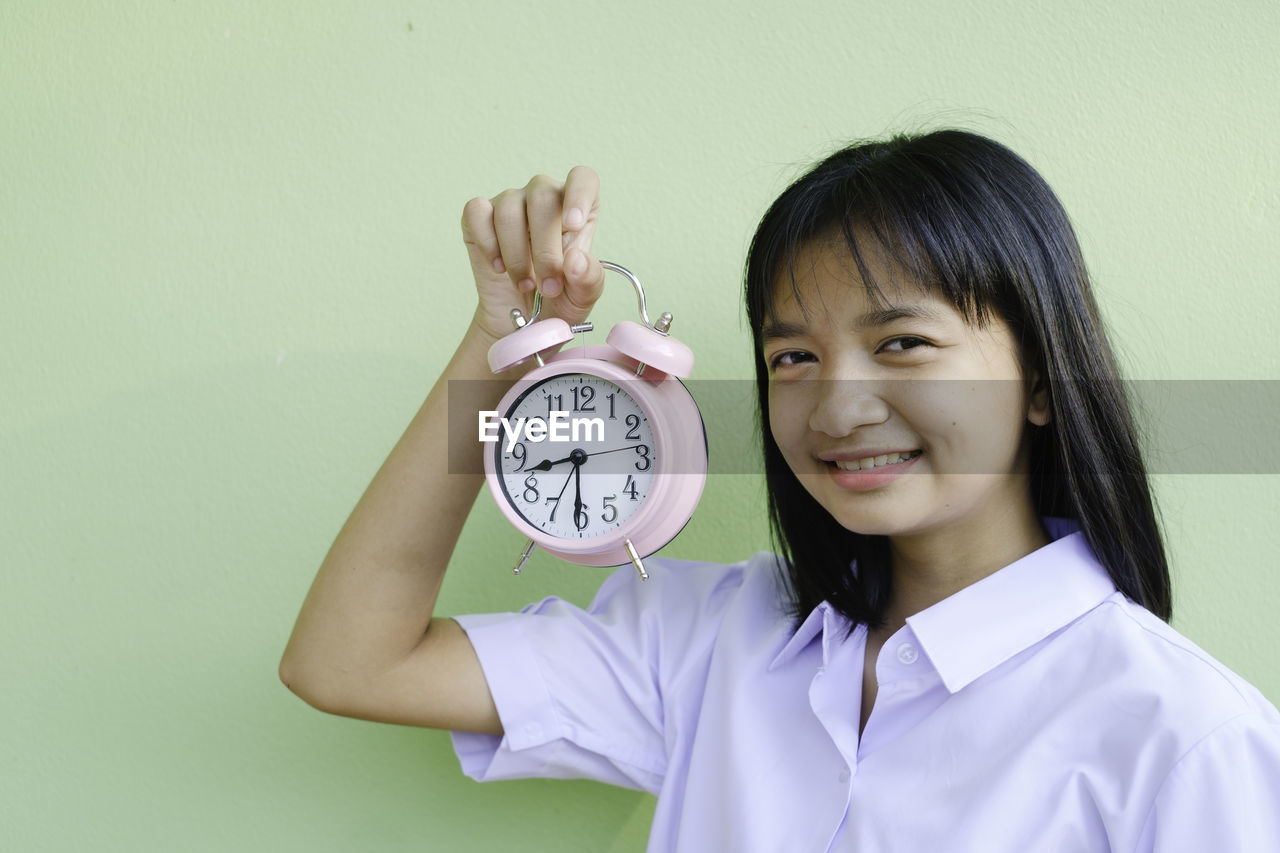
[805,607,866,851]
[802,616,953,850]
[856,625,948,761]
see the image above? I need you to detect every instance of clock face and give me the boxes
[494,373,656,540]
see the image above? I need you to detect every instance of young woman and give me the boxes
[280,131,1280,851]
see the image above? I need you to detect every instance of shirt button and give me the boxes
[896,642,919,665]
[838,767,851,783]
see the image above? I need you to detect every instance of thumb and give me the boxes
[560,247,605,318]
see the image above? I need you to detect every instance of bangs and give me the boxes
[746,135,1034,344]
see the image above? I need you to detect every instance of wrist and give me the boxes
[452,320,537,384]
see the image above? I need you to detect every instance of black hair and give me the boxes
[744,129,1171,627]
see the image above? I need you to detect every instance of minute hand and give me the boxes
[527,445,641,472]
[583,445,646,460]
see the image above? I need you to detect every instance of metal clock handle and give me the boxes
[520,260,674,336]
[599,261,674,337]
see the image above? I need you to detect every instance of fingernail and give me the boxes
[492,257,506,273]
[566,251,586,277]
[518,278,535,292]
[564,208,585,229]
[542,277,561,296]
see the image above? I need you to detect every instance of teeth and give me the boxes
[833,450,920,471]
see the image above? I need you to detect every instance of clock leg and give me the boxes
[624,538,649,581]
[512,539,536,575]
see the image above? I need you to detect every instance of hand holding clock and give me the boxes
[461,166,608,344]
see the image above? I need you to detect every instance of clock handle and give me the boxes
[523,260,657,332]
[599,261,660,331]
[517,259,643,327]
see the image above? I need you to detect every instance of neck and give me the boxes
[877,501,1050,634]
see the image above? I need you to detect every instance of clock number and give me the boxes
[625,414,642,441]
[544,496,559,521]
[574,503,590,531]
[633,444,651,471]
[510,442,527,470]
[571,385,596,413]
[547,393,564,417]
[522,476,539,503]
[622,474,638,501]
[606,393,616,420]
[601,495,617,524]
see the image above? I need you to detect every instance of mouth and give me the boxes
[818,449,923,491]
[824,450,922,472]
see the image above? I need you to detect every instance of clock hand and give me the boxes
[582,446,643,459]
[548,465,575,521]
[573,460,586,531]
[527,454,572,472]
[529,445,636,472]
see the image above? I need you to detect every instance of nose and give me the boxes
[807,378,891,437]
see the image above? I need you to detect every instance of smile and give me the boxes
[828,450,922,471]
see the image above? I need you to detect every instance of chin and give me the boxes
[826,511,917,538]
[798,484,917,537]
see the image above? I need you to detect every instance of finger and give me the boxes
[460,196,505,278]
[525,174,568,297]
[491,188,536,292]
[561,166,600,238]
[559,247,606,317]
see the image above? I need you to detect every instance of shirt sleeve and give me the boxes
[1135,711,1280,852]
[449,557,747,795]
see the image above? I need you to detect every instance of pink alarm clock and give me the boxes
[481,262,708,579]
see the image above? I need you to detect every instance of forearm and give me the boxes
[279,324,511,709]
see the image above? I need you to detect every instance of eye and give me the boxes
[878,336,931,354]
[767,349,814,370]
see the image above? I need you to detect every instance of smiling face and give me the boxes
[763,240,1050,556]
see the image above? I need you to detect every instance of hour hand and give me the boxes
[527,454,571,472]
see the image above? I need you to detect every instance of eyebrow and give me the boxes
[760,304,947,341]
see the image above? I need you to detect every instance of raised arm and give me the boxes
[279,167,605,732]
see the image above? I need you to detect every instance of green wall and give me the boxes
[3,1,1277,849]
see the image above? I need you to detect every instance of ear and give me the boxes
[1026,371,1051,426]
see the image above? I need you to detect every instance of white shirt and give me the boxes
[452,521,1280,851]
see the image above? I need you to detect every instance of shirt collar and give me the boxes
[907,518,1117,693]
[766,519,1118,687]
[768,600,858,672]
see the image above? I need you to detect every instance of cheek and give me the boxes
[923,381,1029,471]
[767,384,809,455]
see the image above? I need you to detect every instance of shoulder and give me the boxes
[567,551,791,653]
[465,551,792,666]
[592,550,788,615]
[1075,594,1279,736]
[1130,637,1280,849]
[453,552,792,751]
[1021,593,1280,845]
